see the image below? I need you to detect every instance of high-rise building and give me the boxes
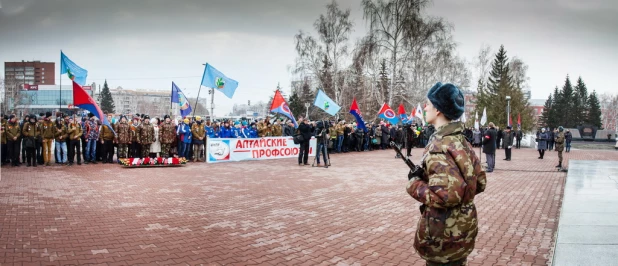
[4,61,55,86]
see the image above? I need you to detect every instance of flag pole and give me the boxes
[59,51,62,112]
[169,82,173,117]
[193,63,207,117]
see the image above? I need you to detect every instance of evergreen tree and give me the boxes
[475,45,533,130]
[559,76,574,127]
[540,94,552,127]
[586,90,602,128]
[288,89,304,121]
[573,77,588,126]
[100,80,115,114]
[548,86,561,129]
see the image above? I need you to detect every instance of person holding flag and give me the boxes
[406,82,486,266]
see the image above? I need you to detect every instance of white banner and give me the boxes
[206,137,316,163]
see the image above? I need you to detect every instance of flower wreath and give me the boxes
[119,157,188,167]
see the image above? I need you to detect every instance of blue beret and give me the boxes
[427,82,464,121]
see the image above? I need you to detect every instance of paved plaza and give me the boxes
[1,147,617,265]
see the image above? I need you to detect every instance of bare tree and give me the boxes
[508,56,530,90]
[599,93,618,132]
[362,0,445,106]
[474,44,492,85]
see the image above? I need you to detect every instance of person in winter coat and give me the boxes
[407,82,486,265]
[554,126,566,168]
[536,128,550,159]
[219,121,234,138]
[159,115,176,158]
[191,117,206,162]
[515,127,524,149]
[248,123,259,138]
[482,122,498,172]
[177,118,192,158]
[54,118,68,165]
[354,126,364,152]
[502,126,514,161]
[380,123,389,149]
[283,121,295,137]
[5,115,21,166]
[297,117,313,165]
[565,129,573,152]
[150,117,162,158]
[138,115,155,159]
[547,128,555,151]
[114,115,131,159]
[40,112,55,166]
[21,115,40,167]
[67,117,83,165]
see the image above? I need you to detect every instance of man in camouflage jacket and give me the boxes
[138,115,155,158]
[67,117,83,165]
[129,117,141,158]
[407,83,487,265]
[114,116,131,159]
[554,126,566,168]
[159,115,176,158]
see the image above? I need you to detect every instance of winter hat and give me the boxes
[144,115,150,120]
[120,115,128,121]
[506,126,512,130]
[196,116,202,121]
[45,112,52,118]
[88,113,94,118]
[9,114,15,120]
[183,118,189,124]
[426,82,465,121]
[164,115,170,120]
[559,126,564,132]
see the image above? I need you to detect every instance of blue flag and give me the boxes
[201,64,238,99]
[171,82,192,118]
[313,89,341,116]
[378,103,400,125]
[60,51,88,86]
[349,98,366,130]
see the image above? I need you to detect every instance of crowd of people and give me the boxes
[0,111,440,167]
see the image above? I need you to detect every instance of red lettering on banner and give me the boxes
[236,140,244,149]
[252,150,259,158]
[259,150,265,157]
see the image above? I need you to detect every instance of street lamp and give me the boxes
[506,96,511,127]
[305,103,311,120]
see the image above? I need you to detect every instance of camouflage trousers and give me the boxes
[141,144,151,158]
[426,258,467,266]
[118,144,129,158]
[558,151,563,163]
[160,143,171,158]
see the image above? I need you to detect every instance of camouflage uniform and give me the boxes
[114,122,131,158]
[554,130,565,167]
[191,123,206,162]
[407,122,487,265]
[129,122,140,158]
[272,123,282,137]
[159,121,176,157]
[138,122,155,158]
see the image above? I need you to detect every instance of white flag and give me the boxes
[480,107,487,126]
[415,103,424,126]
[474,112,479,130]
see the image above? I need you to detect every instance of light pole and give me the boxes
[305,103,311,120]
[506,96,511,127]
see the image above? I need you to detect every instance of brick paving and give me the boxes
[1,147,617,266]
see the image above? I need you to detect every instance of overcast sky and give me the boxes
[1,0,616,116]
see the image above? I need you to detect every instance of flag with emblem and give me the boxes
[171,82,192,118]
[200,63,239,99]
[270,90,298,128]
[313,89,340,116]
[378,103,399,125]
[60,51,88,86]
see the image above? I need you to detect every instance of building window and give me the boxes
[41,80,45,84]
[42,68,45,71]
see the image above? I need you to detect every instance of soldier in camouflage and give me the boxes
[407,82,487,266]
[129,116,141,158]
[138,115,155,158]
[554,126,565,168]
[114,115,131,159]
[159,115,176,158]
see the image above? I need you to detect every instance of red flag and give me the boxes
[397,104,406,115]
[509,115,512,127]
[517,113,521,127]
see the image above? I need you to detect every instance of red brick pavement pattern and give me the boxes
[1,148,617,266]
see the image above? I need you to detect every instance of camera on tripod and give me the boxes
[315,120,330,138]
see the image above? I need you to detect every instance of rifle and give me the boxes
[390,141,416,170]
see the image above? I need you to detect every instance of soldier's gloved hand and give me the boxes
[408,165,425,181]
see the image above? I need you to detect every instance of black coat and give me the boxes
[283,125,294,137]
[482,127,497,154]
[297,122,313,143]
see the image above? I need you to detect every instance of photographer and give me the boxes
[297,117,312,166]
[406,82,486,266]
[314,120,329,168]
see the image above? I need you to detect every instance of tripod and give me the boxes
[312,127,331,168]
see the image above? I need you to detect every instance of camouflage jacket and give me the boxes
[272,124,282,136]
[407,122,487,263]
[130,123,140,142]
[67,123,83,140]
[554,131,565,152]
[138,123,155,144]
[115,122,132,144]
[159,122,176,144]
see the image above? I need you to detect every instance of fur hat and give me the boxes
[144,115,150,120]
[506,126,512,130]
[164,115,170,120]
[559,126,564,132]
[427,82,465,121]
[88,113,95,118]
[120,115,128,121]
[45,112,52,118]
[9,114,15,120]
